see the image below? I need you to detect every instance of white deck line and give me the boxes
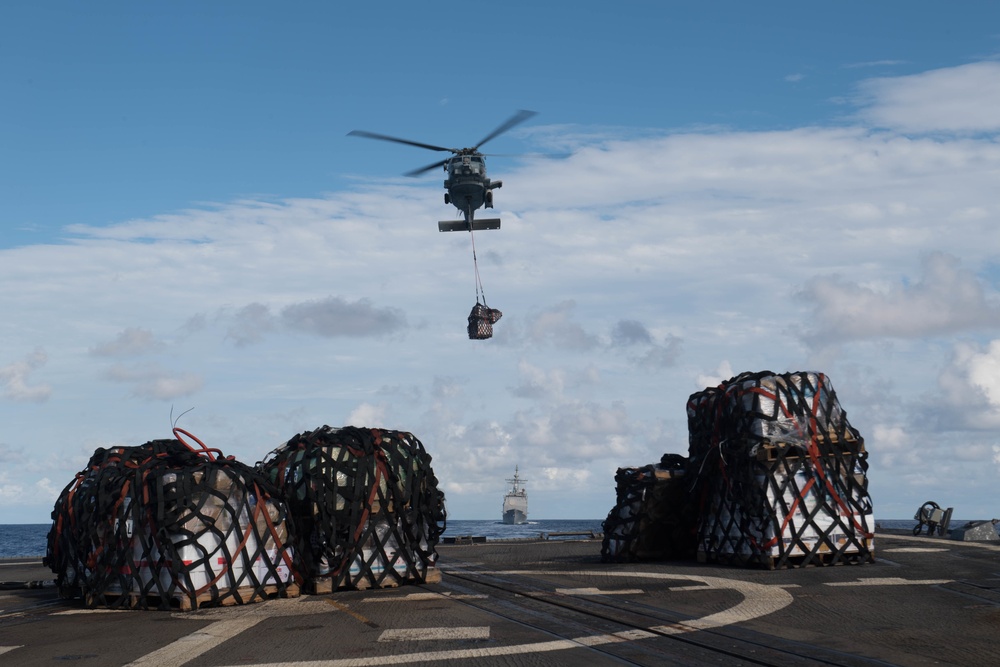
[378,627,489,642]
[123,617,264,667]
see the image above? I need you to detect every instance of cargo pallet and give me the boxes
[754,439,865,462]
[306,566,441,594]
[697,538,876,570]
[80,582,301,612]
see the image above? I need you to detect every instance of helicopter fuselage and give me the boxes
[348,110,535,232]
[443,154,501,223]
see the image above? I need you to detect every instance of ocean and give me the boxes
[4,518,990,560]
[0,520,605,559]
[0,524,50,559]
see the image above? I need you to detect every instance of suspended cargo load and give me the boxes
[45,431,298,611]
[258,426,446,593]
[601,454,694,563]
[687,371,874,568]
[468,302,502,340]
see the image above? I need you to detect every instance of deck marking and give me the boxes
[378,626,489,642]
[883,547,948,553]
[364,592,487,602]
[54,608,130,615]
[498,570,794,632]
[217,570,796,667]
[555,587,644,596]
[223,639,599,666]
[123,617,263,667]
[825,577,952,587]
[326,598,379,628]
[0,646,23,656]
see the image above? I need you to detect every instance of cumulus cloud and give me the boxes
[104,363,204,401]
[608,320,681,368]
[0,471,61,508]
[930,340,1000,430]
[226,303,277,347]
[696,361,735,390]
[0,442,21,463]
[218,296,406,346]
[281,297,406,338]
[634,335,682,369]
[0,348,52,402]
[523,300,598,351]
[799,253,1000,345]
[8,59,1000,520]
[856,61,1000,134]
[90,327,164,357]
[611,320,653,346]
[346,402,388,427]
[509,360,568,399]
[510,400,632,462]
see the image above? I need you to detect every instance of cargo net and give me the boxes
[44,430,297,610]
[687,371,874,568]
[258,426,446,592]
[468,302,502,340]
[601,454,695,563]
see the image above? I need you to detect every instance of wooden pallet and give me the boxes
[698,540,875,570]
[87,582,300,612]
[755,438,866,462]
[307,566,441,594]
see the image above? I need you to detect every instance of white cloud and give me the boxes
[509,360,567,399]
[933,340,1000,430]
[90,327,164,357]
[799,253,1000,344]
[346,402,388,428]
[6,61,1000,520]
[696,361,734,390]
[104,363,204,401]
[226,303,277,347]
[856,61,1000,134]
[0,348,52,402]
[281,296,406,338]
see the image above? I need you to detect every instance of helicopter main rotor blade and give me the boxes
[474,110,538,150]
[404,158,451,177]
[348,130,455,153]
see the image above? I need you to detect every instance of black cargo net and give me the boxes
[687,371,874,568]
[44,430,297,610]
[468,302,503,340]
[258,426,446,592]
[601,454,693,563]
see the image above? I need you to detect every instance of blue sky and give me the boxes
[3,3,1000,523]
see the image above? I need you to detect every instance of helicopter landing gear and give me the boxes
[444,193,450,205]
[484,190,493,209]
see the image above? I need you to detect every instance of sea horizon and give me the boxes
[4,518,989,560]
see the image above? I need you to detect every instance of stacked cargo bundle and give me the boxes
[258,426,446,592]
[687,371,874,568]
[601,454,693,563]
[468,302,502,340]
[45,430,298,610]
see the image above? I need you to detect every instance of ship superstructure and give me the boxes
[502,466,528,525]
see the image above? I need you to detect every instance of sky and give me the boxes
[3,2,1000,524]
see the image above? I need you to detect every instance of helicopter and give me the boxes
[348,110,537,233]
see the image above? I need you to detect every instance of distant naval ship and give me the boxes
[502,466,528,525]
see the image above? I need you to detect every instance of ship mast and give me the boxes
[506,465,527,495]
